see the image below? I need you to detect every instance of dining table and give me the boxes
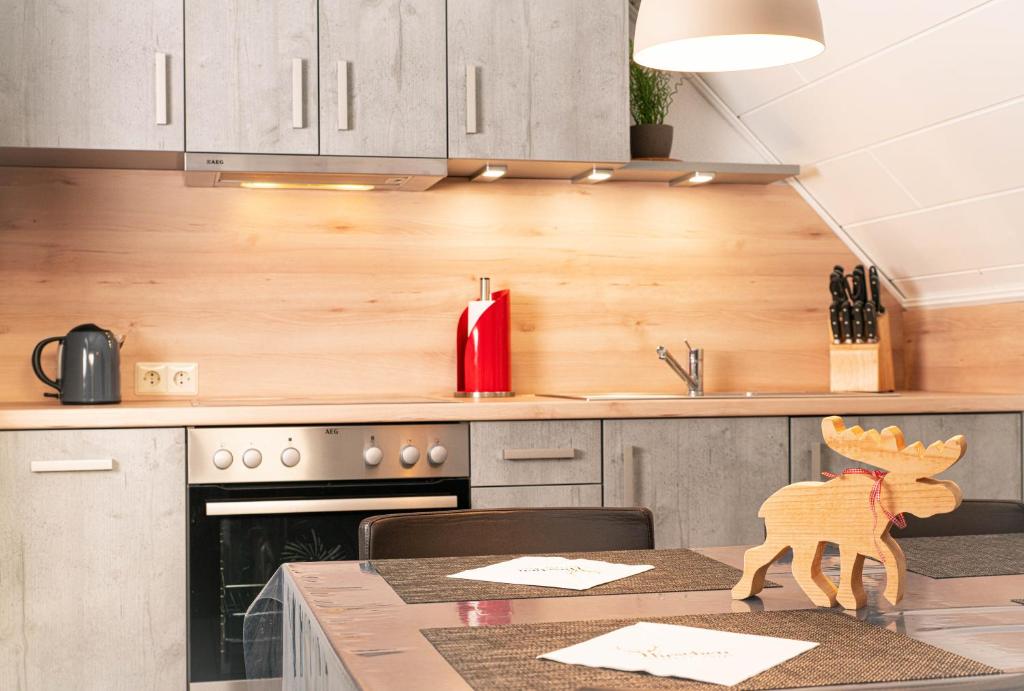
[243,545,1024,690]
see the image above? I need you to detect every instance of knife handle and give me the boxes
[852,301,865,343]
[840,304,853,343]
[829,303,842,344]
[869,266,885,314]
[864,301,878,343]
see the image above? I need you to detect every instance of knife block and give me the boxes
[829,314,895,393]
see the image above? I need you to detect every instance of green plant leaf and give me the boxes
[629,41,679,125]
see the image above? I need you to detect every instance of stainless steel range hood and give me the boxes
[184,153,447,192]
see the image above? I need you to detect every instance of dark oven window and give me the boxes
[188,478,469,683]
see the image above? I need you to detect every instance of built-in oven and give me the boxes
[186,423,470,689]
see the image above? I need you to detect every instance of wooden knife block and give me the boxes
[829,313,895,393]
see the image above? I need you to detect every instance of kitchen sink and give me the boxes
[539,392,900,401]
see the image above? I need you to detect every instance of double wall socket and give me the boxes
[135,362,199,396]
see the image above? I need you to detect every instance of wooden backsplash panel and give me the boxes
[904,302,1024,393]
[0,167,868,403]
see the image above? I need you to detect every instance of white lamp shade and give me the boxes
[634,0,825,73]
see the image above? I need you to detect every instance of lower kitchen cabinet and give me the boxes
[470,420,601,487]
[0,428,186,691]
[471,484,602,509]
[791,414,1023,500]
[603,418,789,549]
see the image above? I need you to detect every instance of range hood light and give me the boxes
[239,181,375,191]
[669,171,716,187]
[470,164,508,182]
[571,167,614,184]
[634,0,825,73]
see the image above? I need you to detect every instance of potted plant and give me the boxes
[629,44,678,159]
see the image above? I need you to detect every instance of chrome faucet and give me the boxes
[656,341,704,397]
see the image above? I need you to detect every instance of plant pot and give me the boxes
[630,124,674,159]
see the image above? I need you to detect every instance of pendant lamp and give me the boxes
[633,0,825,73]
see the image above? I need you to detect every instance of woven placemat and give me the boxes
[372,549,777,604]
[899,533,1024,578]
[422,609,1001,690]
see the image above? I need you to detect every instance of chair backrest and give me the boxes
[358,507,655,560]
[895,499,1024,538]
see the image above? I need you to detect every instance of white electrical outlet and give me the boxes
[135,362,199,396]
[135,363,168,394]
[168,363,199,395]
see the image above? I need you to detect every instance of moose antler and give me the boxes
[821,416,966,477]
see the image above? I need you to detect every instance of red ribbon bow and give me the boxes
[821,468,906,563]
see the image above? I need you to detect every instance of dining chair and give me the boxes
[357,507,655,560]
[895,499,1024,538]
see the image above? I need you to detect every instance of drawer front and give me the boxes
[472,484,603,509]
[470,420,601,486]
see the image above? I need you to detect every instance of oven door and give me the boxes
[188,477,469,686]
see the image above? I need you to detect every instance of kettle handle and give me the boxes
[31,337,63,394]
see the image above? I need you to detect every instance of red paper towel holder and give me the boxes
[455,277,514,398]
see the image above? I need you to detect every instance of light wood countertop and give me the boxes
[0,392,1022,430]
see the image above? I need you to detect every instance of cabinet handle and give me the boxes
[154,52,168,125]
[623,445,637,506]
[292,58,304,129]
[465,64,478,134]
[31,459,114,473]
[206,495,458,517]
[337,60,350,130]
[811,442,823,479]
[502,447,576,461]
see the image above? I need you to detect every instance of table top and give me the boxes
[284,546,1024,690]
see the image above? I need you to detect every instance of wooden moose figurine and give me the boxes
[732,416,966,610]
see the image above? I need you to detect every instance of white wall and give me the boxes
[696,0,1024,307]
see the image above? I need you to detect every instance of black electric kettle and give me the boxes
[32,324,123,404]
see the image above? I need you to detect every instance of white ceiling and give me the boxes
[694,0,1024,308]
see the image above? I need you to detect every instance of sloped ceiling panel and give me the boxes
[699,0,1022,307]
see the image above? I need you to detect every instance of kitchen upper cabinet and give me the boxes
[791,414,1023,501]
[319,0,447,158]
[603,418,789,549]
[0,0,183,151]
[446,0,630,162]
[185,0,318,154]
[0,428,186,691]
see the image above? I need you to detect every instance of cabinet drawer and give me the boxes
[470,420,601,487]
[472,484,602,509]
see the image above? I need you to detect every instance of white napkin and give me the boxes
[446,556,653,590]
[539,621,818,686]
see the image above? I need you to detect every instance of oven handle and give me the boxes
[205,494,460,517]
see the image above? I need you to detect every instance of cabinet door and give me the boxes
[472,484,602,509]
[447,0,630,162]
[470,420,602,487]
[791,414,1023,501]
[319,0,447,158]
[0,0,183,150]
[603,418,789,549]
[0,428,186,691]
[185,0,318,154]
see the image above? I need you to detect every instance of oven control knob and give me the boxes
[280,447,301,467]
[212,449,233,470]
[400,444,421,466]
[428,444,448,465]
[364,445,384,467]
[242,448,263,469]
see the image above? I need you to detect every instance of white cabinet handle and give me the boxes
[502,448,576,461]
[623,445,637,506]
[292,58,304,129]
[31,459,114,473]
[337,60,349,130]
[154,52,168,125]
[465,64,478,134]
